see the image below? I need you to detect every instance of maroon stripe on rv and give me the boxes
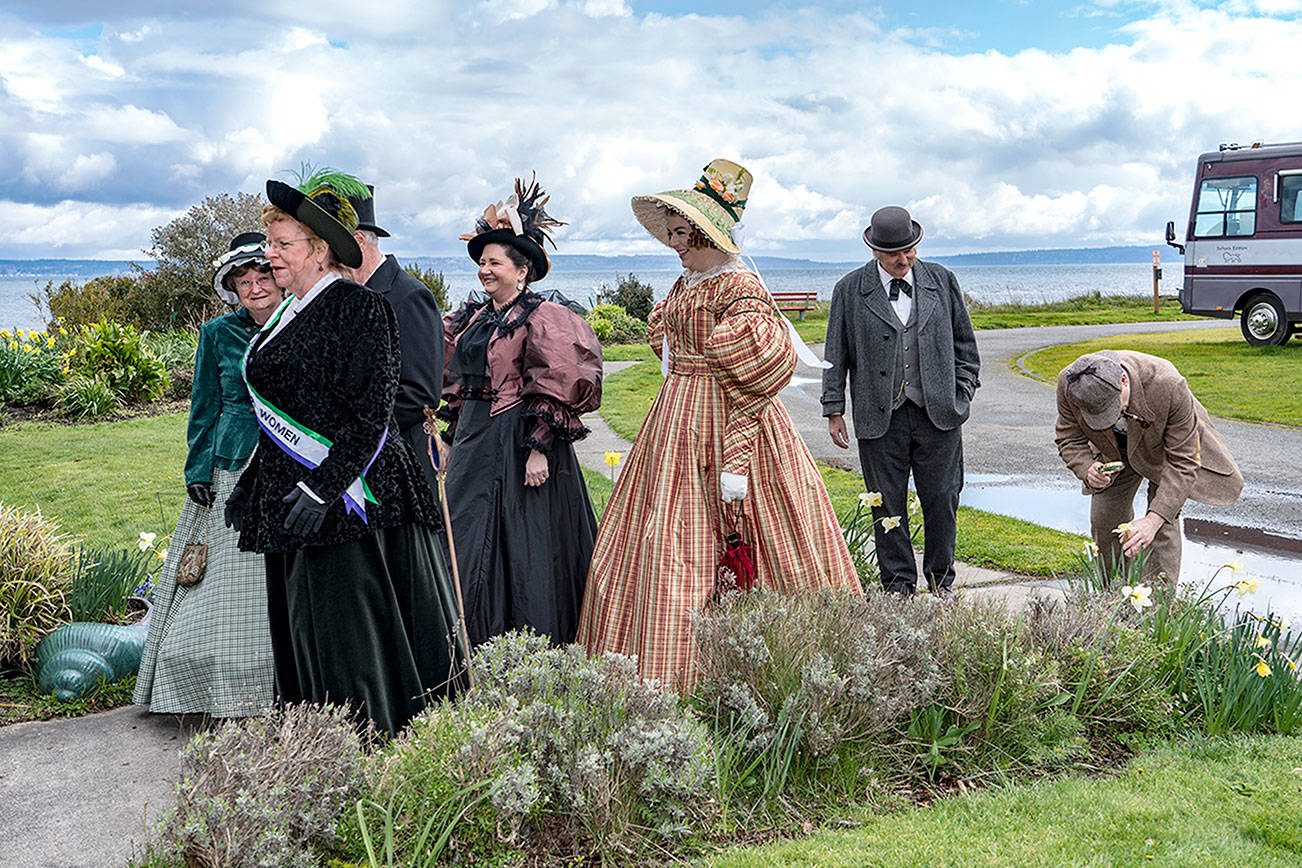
[1189,265,1302,275]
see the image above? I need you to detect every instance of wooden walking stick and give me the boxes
[425,406,473,691]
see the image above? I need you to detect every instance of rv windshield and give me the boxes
[1194,175,1257,238]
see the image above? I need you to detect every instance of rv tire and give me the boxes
[1240,293,1289,346]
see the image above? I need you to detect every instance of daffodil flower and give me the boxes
[1083,540,1100,557]
[138,531,158,551]
[603,451,622,467]
[157,548,167,561]
[1253,654,1272,678]
[1234,576,1259,596]
[1113,523,1133,540]
[859,491,883,508]
[880,515,901,532]
[1256,634,1273,649]
[1120,583,1153,612]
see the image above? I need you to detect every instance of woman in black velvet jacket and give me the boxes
[225,172,467,735]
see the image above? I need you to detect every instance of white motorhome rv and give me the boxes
[1166,141,1302,346]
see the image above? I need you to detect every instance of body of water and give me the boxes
[1,261,1183,333]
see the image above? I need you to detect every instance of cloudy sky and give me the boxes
[0,0,1297,261]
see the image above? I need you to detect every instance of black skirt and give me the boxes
[445,399,596,646]
[264,523,466,736]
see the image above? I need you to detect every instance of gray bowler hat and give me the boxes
[1061,351,1127,429]
[863,205,924,252]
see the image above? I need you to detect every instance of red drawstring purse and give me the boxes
[717,506,757,593]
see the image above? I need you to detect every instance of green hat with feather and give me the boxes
[266,166,368,269]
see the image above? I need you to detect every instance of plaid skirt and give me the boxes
[133,465,274,717]
[576,359,858,692]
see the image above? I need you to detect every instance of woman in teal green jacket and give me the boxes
[134,232,284,717]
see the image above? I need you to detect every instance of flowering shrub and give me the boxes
[586,303,649,344]
[150,703,367,868]
[65,319,169,405]
[342,631,714,866]
[0,327,65,404]
[693,589,942,809]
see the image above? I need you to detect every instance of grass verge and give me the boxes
[698,734,1302,867]
[0,414,186,549]
[600,361,1086,576]
[1018,327,1302,426]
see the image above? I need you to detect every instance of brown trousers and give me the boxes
[1091,465,1183,586]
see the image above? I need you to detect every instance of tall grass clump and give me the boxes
[68,544,160,623]
[0,503,74,671]
[340,631,714,866]
[144,703,367,868]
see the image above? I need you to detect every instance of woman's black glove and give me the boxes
[224,485,250,531]
[282,488,328,537]
[186,482,214,507]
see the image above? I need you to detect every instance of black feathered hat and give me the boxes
[461,174,565,282]
[265,167,366,269]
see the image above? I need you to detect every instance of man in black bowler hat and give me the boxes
[821,206,981,595]
[343,183,445,492]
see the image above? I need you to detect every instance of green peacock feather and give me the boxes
[290,163,371,200]
[286,163,368,231]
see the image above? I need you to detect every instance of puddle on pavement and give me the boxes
[961,476,1302,622]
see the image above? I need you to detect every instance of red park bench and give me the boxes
[771,291,818,321]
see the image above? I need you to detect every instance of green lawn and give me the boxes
[700,734,1302,867]
[1,414,188,549]
[599,361,1086,576]
[1018,328,1302,426]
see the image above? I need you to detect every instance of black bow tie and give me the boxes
[888,278,912,301]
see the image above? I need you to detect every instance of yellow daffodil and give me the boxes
[137,531,157,551]
[859,491,883,508]
[880,515,901,532]
[1113,522,1133,540]
[1287,658,1298,673]
[1120,583,1153,612]
[1253,654,1272,678]
[1234,576,1259,596]
[603,451,622,467]
[157,549,167,561]
[1256,634,1273,649]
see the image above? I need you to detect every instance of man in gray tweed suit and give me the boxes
[821,206,981,595]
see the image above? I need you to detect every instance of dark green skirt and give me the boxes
[264,523,467,736]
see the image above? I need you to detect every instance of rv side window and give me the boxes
[1280,174,1302,224]
[1193,175,1257,238]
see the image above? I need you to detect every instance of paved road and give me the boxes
[779,319,1302,538]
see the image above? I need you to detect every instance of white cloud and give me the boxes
[1,3,1301,259]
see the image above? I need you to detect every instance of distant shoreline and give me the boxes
[0,245,1174,279]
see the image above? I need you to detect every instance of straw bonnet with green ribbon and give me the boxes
[632,158,751,255]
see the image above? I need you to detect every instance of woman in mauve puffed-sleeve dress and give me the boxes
[440,177,602,647]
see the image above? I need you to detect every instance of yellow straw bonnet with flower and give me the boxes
[632,158,752,255]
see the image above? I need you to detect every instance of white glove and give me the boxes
[720,472,749,503]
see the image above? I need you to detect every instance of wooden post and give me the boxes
[1152,249,1161,314]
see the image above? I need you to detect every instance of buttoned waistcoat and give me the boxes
[821,259,981,440]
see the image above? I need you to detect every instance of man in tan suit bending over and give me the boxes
[1055,350,1243,584]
